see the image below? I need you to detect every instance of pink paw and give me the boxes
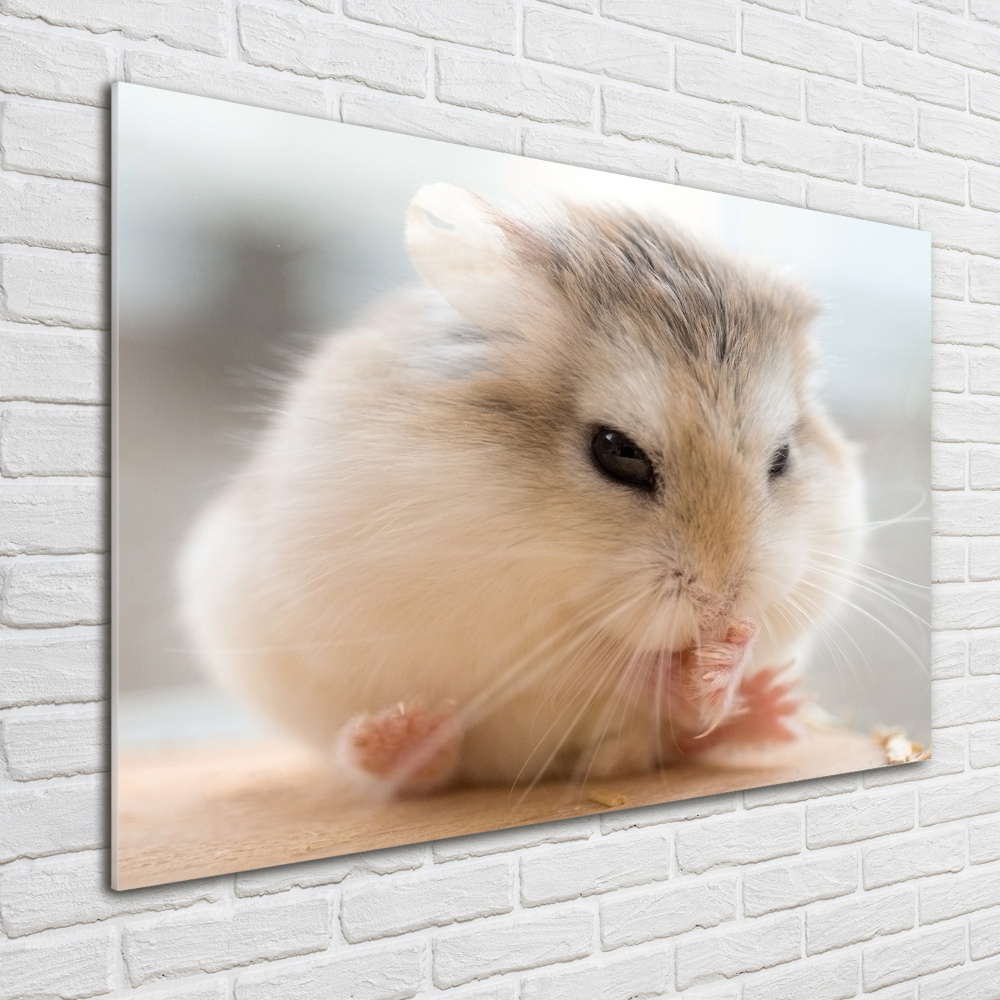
[662,618,759,737]
[676,668,804,755]
[338,702,462,795]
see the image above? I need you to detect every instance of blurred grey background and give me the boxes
[115,84,931,749]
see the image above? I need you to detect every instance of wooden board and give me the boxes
[114,729,891,889]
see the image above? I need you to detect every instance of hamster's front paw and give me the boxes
[677,667,803,754]
[335,701,463,795]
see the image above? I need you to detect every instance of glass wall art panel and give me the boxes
[112,83,931,889]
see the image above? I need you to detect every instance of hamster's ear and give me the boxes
[405,183,556,333]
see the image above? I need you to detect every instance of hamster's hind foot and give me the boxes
[335,701,463,795]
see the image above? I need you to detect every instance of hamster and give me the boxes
[178,183,864,795]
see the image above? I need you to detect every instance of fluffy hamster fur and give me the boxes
[178,183,863,791]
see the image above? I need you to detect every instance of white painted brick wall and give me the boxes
[0,2,998,998]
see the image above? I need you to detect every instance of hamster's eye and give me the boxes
[769,444,791,479]
[591,428,656,491]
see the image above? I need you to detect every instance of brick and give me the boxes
[932,443,966,490]
[971,258,1000,304]
[1,555,106,627]
[864,144,965,203]
[972,818,1000,864]
[0,325,104,403]
[914,0,964,10]
[434,818,589,861]
[433,909,593,988]
[971,910,1000,959]
[932,300,1000,347]
[971,164,1000,212]
[341,859,513,941]
[234,942,423,1000]
[936,676,1000,725]
[342,91,516,153]
[921,203,1000,258]
[0,481,104,556]
[4,0,227,56]
[863,728,965,787]
[971,540,1000,581]
[973,0,1000,26]
[744,774,857,808]
[603,86,736,155]
[124,898,331,986]
[807,789,913,846]
[235,843,424,895]
[2,702,106,779]
[675,808,800,874]
[0,850,222,938]
[675,913,801,990]
[0,926,114,1000]
[806,885,914,954]
[521,126,670,182]
[971,446,1000,488]
[971,631,1000,673]
[933,346,966,390]
[0,405,106,476]
[743,951,859,1000]
[0,627,104,707]
[932,252,966,301]
[743,850,858,916]
[971,72,1000,121]
[920,867,1000,924]
[0,251,106,329]
[124,49,329,119]
[523,6,671,90]
[919,12,1000,75]
[920,773,1000,824]
[932,632,967,678]
[936,396,1000,442]
[520,950,669,1000]
[807,0,914,46]
[600,792,737,833]
[921,107,1000,167]
[863,924,965,991]
[0,100,104,184]
[743,9,857,80]
[806,78,914,145]
[520,833,670,905]
[863,44,966,110]
[0,775,101,863]
[749,0,801,10]
[344,0,516,53]
[934,585,1000,629]
[238,4,426,97]
[863,827,965,889]
[601,0,737,50]
[806,181,914,227]
[600,873,736,949]
[437,49,592,124]
[676,156,801,204]
[920,959,1000,1000]
[676,46,800,118]
[0,26,113,106]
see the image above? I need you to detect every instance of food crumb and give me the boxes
[589,788,628,808]
[873,725,930,765]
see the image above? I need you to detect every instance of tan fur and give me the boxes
[178,184,864,787]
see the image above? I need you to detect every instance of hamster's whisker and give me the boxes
[573,609,665,788]
[507,593,659,798]
[806,565,931,628]
[778,585,874,693]
[797,580,930,677]
[807,549,930,591]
